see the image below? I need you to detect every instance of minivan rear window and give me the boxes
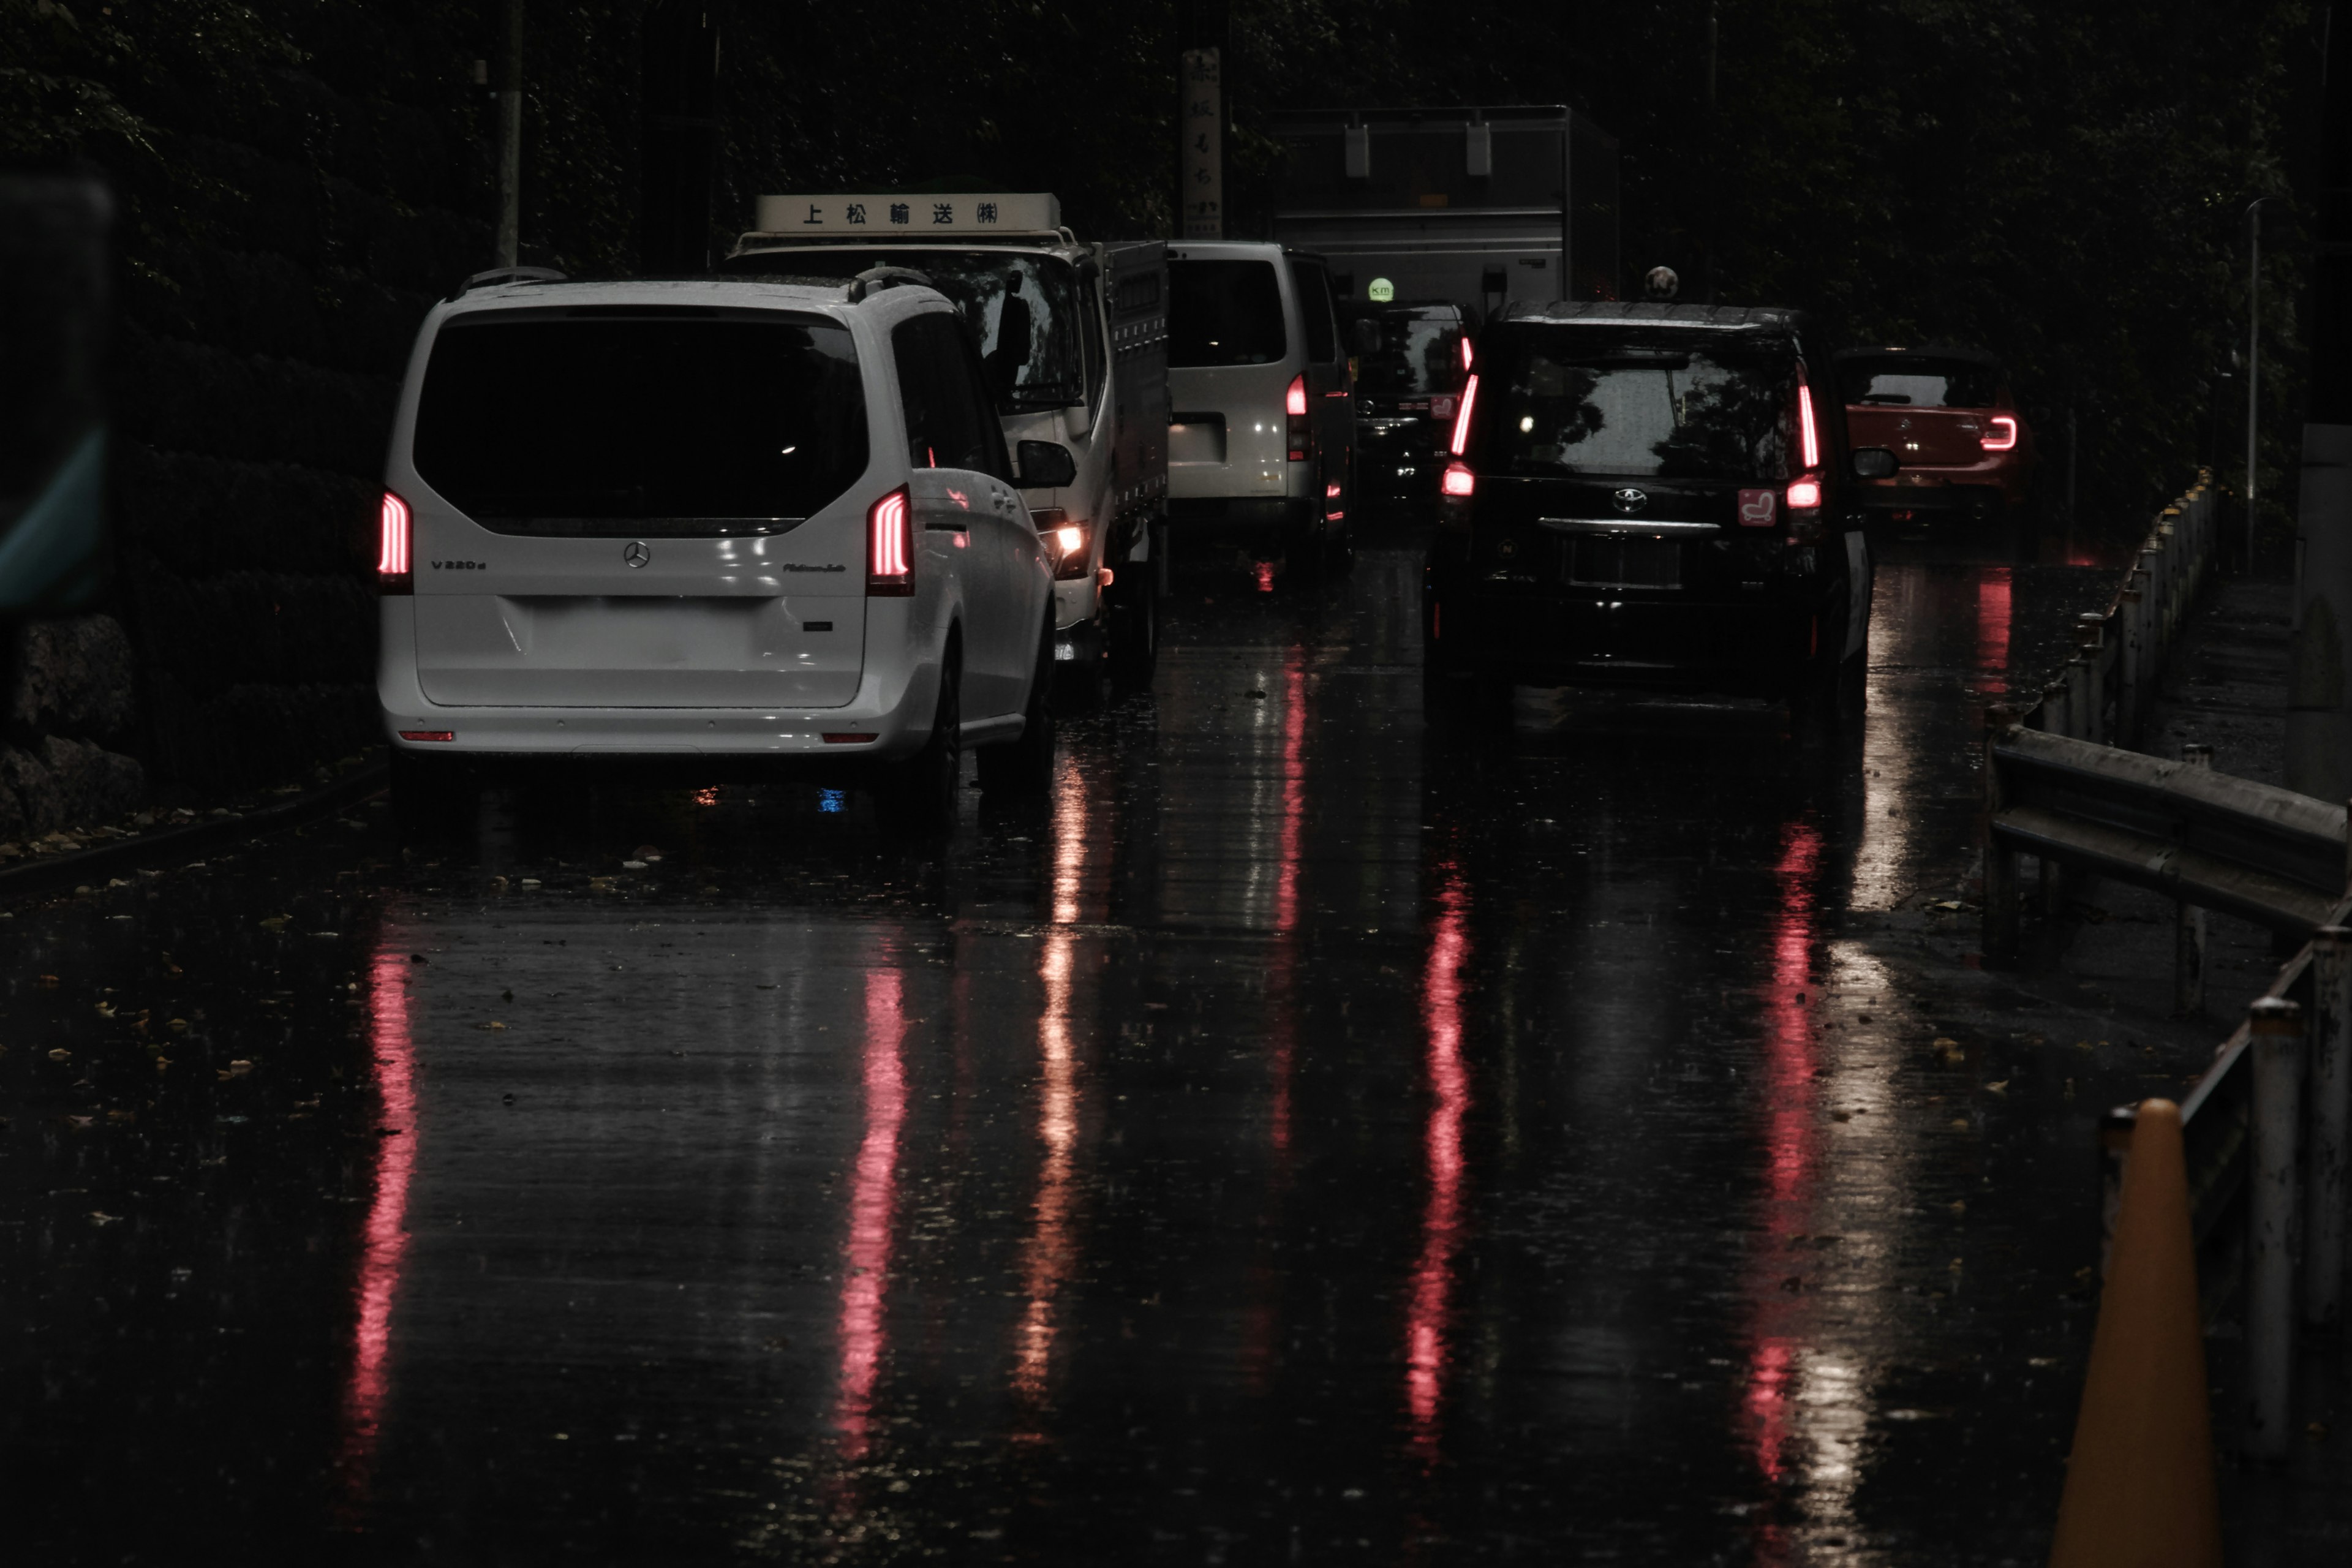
[1838,356,1997,409]
[412,310,868,535]
[1353,307,1466,396]
[1169,259,1287,368]
[1475,330,1800,482]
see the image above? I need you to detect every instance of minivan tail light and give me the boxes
[1285,375,1308,418]
[867,486,914,596]
[1286,374,1311,461]
[377,489,413,595]
[1796,382,1820,470]
[1450,374,1480,456]
[1441,461,1476,498]
[1981,415,2019,451]
[1460,336,1474,373]
[1785,477,1823,510]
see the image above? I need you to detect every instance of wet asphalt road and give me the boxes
[4,513,2132,1565]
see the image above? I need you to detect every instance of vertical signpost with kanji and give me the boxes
[1182,48,1223,240]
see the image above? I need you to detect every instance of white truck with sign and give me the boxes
[722,194,1168,698]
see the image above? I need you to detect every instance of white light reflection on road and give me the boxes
[1014,752,1091,1412]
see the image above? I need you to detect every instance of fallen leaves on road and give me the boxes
[1985,1080,2009,1095]
[89,1212,121,1226]
[217,1060,253,1082]
[167,1018,188,1033]
[258,915,291,932]
[1949,1117,1972,1131]
[47,1048,70,1063]
[36,974,58,989]
[620,860,648,870]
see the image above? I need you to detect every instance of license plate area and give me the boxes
[1563,535,1681,590]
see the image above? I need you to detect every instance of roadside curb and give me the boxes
[0,761,390,903]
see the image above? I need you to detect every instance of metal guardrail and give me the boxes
[1974,467,2350,1457]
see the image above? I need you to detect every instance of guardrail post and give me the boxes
[1985,716,2020,962]
[2312,927,2352,1332]
[2098,1102,2138,1281]
[2119,582,2146,742]
[2067,655,2095,745]
[2046,677,2073,741]
[2247,995,2305,1460]
[2076,615,2108,743]
[2176,744,2212,1015]
[2143,540,2168,662]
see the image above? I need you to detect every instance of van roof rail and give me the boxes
[449,266,567,301]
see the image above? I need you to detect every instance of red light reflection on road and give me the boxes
[1975,567,2013,696]
[1014,758,1089,1409]
[834,968,908,1464]
[1743,820,1824,1526]
[336,946,418,1513]
[1404,865,1471,1463]
[1270,650,1307,1155]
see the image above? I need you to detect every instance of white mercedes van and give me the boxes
[1165,242,1357,576]
[375,269,1060,835]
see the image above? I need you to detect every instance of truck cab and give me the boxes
[723,194,1169,697]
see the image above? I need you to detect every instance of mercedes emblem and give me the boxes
[1610,487,1648,515]
[624,540,650,569]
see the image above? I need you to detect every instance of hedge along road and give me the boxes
[6,511,2182,1565]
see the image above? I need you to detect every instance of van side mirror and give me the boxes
[1016,440,1078,489]
[1850,447,1899,480]
[1348,317,1381,356]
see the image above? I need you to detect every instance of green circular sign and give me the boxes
[1367,277,1395,303]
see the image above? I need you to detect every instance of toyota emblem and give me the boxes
[624,540,650,569]
[1610,487,1648,515]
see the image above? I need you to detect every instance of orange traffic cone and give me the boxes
[2048,1099,2222,1567]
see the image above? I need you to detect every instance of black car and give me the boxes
[1346,301,1472,503]
[1422,302,1887,721]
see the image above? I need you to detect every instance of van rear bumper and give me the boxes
[377,602,939,759]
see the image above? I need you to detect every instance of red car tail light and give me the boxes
[377,489,413,595]
[1441,462,1476,498]
[1450,374,1480,456]
[398,729,454,742]
[1286,374,1310,461]
[867,486,914,596]
[1796,382,1820,470]
[1981,415,2019,452]
[1785,478,1823,510]
[1285,375,1308,418]
[1460,336,1474,373]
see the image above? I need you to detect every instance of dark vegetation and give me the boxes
[0,0,2316,793]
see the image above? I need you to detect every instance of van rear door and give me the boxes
[403,303,873,709]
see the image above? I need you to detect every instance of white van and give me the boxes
[1165,242,1358,575]
[375,270,1058,835]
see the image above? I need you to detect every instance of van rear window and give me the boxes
[1169,260,1286,368]
[412,311,868,535]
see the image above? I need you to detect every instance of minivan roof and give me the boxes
[1497,301,1803,331]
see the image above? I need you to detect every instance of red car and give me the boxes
[1836,347,2032,519]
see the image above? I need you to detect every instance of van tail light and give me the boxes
[377,489,413,595]
[1285,375,1308,418]
[1460,336,1474,373]
[1796,382,1820,469]
[1450,374,1480,456]
[1785,478,1823,510]
[867,486,914,596]
[1441,462,1476,498]
[1286,374,1311,462]
[1981,415,2019,452]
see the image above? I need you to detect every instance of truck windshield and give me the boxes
[1353,308,1464,395]
[412,311,869,533]
[1838,356,1997,409]
[1169,258,1286,367]
[723,249,1086,414]
[1477,330,1800,481]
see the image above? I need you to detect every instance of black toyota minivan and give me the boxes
[1422,302,1887,722]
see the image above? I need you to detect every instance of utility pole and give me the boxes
[1178,0,1227,239]
[1702,1,1719,303]
[2249,195,2279,566]
[641,2,722,273]
[496,0,523,268]
[2287,6,2352,804]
